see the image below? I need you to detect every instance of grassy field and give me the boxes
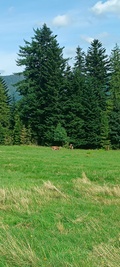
[0,146,120,267]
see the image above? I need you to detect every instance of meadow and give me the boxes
[0,145,120,267]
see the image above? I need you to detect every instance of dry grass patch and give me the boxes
[100,198,120,205]
[0,187,41,214]
[1,188,33,213]
[0,189,6,203]
[0,189,8,211]
[80,171,92,185]
[73,172,120,202]
[0,227,40,267]
[56,221,68,234]
[85,218,102,233]
[91,184,120,197]
[0,181,67,214]
[73,215,102,235]
[43,180,68,199]
[73,214,89,224]
[90,237,120,267]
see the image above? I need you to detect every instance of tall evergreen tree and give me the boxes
[109,44,120,148]
[109,44,120,107]
[82,76,101,148]
[61,47,86,147]
[9,95,17,131]
[16,24,68,145]
[84,39,110,148]
[59,64,74,143]
[0,77,10,144]
[70,46,86,147]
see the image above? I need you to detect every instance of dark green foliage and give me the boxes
[0,123,5,144]
[109,44,120,149]
[86,40,110,111]
[109,44,120,107]
[0,77,10,144]
[20,125,32,145]
[100,111,110,149]
[16,24,68,145]
[84,40,110,148]
[0,25,120,148]
[82,76,101,148]
[61,47,85,147]
[109,107,120,149]
[53,122,68,146]
[69,47,85,147]
[9,95,17,131]
[86,40,110,84]
[13,114,22,145]
[0,76,11,104]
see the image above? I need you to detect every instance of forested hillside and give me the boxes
[0,24,120,148]
[2,74,23,100]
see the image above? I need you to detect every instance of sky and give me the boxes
[0,0,120,75]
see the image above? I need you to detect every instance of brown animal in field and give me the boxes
[51,146,60,150]
[69,144,73,149]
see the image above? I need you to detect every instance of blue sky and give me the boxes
[0,0,120,75]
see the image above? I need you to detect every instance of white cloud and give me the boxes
[81,35,94,44]
[52,14,71,27]
[91,0,120,15]
[80,32,109,46]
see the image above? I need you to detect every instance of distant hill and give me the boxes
[2,74,24,101]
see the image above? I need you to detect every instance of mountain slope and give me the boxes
[2,74,24,101]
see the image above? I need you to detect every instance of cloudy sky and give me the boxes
[0,0,120,75]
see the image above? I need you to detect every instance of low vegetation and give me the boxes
[0,146,120,266]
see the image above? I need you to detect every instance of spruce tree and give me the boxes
[109,44,120,149]
[0,77,10,144]
[84,39,110,148]
[61,47,85,147]
[70,46,85,147]
[16,24,68,145]
[9,95,17,131]
[59,64,74,143]
[82,76,101,148]
[20,125,28,145]
[13,114,22,145]
[109,44,120,106]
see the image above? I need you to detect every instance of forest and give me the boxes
[0,23,120,149]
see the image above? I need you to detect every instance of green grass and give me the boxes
[0,146,120,267]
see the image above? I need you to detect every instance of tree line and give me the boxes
[0,24,120,149]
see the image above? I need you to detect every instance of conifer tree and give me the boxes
[54,122,68,146]
[70,46,85,147]
[61,47,85,147]
[109,44,120,148]
[59,64,74,142]
[0,77,10,144]
[109,44,120,107]
[9,95,17,131]
[84,39,110,148]
[82,76,101,148]
[20,125,28,145]
[13,114,22,145]
[16,24,68,145]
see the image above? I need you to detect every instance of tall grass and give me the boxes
[0,146,120,266]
